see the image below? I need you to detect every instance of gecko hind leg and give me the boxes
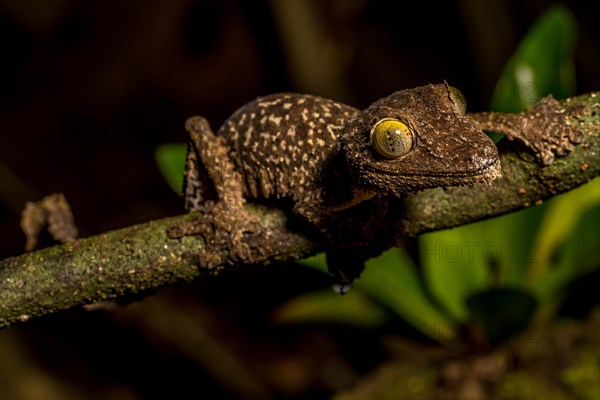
[168,116,264,269]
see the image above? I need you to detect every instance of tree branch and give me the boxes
[1,92,598,329]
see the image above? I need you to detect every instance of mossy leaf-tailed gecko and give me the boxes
[168,83,513,293]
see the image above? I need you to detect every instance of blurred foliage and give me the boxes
[560,347,600,400]
[296,250,457,342]
[490,4,577,113]
[155,143,187,195]
[488,3,577,142]
[271,284,389,328]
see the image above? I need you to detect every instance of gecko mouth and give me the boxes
[368,157,502,186]
[421,158,502,183]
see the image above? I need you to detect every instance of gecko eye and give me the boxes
[448,86,467,115]
[370,118,414,159]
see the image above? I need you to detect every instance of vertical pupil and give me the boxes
[387,129,395,151]
[387,128,401,152]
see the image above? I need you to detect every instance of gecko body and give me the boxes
[172,83,502,292]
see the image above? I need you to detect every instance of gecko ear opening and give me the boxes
[369,118,414,159]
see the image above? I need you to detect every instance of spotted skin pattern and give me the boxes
[219,94,356,204]
[171,84,503,292]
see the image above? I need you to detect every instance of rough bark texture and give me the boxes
[1,92,598,329]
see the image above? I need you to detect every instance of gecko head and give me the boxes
[338,83,501,196]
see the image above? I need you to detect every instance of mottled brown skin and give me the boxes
[170,83,502,291]
[470,95,586,165]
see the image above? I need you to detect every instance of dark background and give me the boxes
[1,0,598,259]
[0,1,598,398]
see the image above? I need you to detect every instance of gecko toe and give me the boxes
[201,251,222,269]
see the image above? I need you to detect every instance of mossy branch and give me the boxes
[1,93,598,329]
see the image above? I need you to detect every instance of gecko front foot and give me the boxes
[168,202,265,269]
[471,96,586,165]
[514,97,585,165]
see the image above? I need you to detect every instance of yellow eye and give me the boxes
[370,118,414,159]
[448,86,467,115]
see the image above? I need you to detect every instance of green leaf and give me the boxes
[528,179,600,282]
[419,202,547,322]
[490,4,577,113]
[272,288,389,328]
[154,143,187,195]
[420,228,491,321]
[533,179,600,303]
[357,248,457,343]
[471,206,546,287]
[297,249,456,343]
[296,252,328,273]
[466,288,537,345]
